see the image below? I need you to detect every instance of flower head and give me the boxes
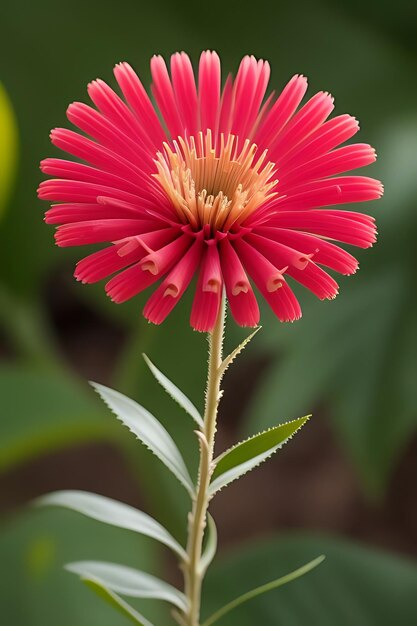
[39,51,383,331]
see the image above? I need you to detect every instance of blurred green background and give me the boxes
[1,0,417,624]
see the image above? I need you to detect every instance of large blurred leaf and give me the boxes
[0,507,165,626]
[204,534,417,625]
[0,366,114,471]
[0,82,18,217]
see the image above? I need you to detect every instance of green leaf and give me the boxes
[66,561,188,612]
[200,515,218,575]
[143,354,203,428]
[219,327,261,379]
[92,382,194,496]
[202,555,325,626]
[0,507,163,626]
[0,366,113,473]
[36,490,186,560]
[204,533,417,626]
[0,82,18,217]
[209,416,309,495]
[83,577,155,626]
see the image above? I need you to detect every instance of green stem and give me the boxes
[183,296,226,626]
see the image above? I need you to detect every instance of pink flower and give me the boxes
[39,51,383,332]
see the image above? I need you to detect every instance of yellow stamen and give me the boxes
[154,130,278,232]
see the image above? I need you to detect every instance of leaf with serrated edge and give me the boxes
[200,514,217,575]
[36,490,186,560]
[143,354,203,428]
[209,416,309,496]
[219,327,261,379]
[202,555,325,626]
[66,561,188,612]
[82,576,155,626]
[91,383,194,496]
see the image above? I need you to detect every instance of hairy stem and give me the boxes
[183,296,226,626]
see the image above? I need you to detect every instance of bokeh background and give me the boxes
[1,0,417,624]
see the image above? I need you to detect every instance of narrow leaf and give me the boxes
[36,490,186,560]
[83,576,155,626]
[202,555,325,626]
[66,561,188,612]
[219,327,261,379]
[209,416,309,495]
[200,514,218,575]
[91,383,194,495]
[143,354,203,427]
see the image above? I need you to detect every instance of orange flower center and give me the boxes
[154,130,278,233]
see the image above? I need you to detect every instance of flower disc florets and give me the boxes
[155,130,277,234]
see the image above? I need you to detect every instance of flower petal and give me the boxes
[190,242,223,332]
[143,236,204,325]
[220,238,260,327]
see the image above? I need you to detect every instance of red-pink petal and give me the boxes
[231,56,270,144]
[190,243,223,332]
[262,177,383,213]
[104,232,183,301]
[255,74,308,148]
[143,236,204,325]
[49,128,144,183]
[220,238,260,327]
[150,55,183,138]
[139,234,192,275]
[269,91,334,161]
[217,74,234,138]
[75,244,143,284]
[66,102,152,173]
[113,62,167,148]
[38,178,155,208]
[269,209,377,248]
[198,51,221,138]
[171,52,198,137]
[55,219,150,247]
[233,237,301,322]
[233,237,287,293]
[256,227,359,275]
[87,78,156,153]
[105,263,159,303]
[245,232,313,270]
[40,158,144,195]
[278,143,376,185]
[45,202,141,224]
[280,114,360,169]
[286,262,339,300]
